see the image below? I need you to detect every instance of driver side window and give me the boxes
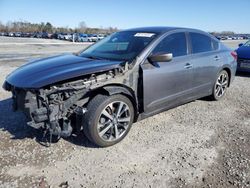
[152,32,187,57]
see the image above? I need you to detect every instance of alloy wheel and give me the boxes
[215,72,228,98]
[97,101,131,142]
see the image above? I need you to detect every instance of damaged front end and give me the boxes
[3,69,123,144]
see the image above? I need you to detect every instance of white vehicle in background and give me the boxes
[77,34,89,42]
[64,33,73,41]
[97,34,106,40]
[8,32,14,37]
[88,34,99,42]
[58,33,66,40]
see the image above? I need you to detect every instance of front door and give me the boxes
[141,32,194,114]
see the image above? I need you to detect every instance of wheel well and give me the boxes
[222,68,231,87]
[87,85,139,122]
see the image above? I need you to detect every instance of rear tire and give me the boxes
[83,94,134,147]
[210,70,229,101]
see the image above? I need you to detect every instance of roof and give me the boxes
[123,26,184,33]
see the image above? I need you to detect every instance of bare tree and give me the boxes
[0,20,120,34]
[43,22,53,33]
[0,21,5,32]
[78,21,87,33]
[221,31,235,36]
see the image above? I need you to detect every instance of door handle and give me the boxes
[184,63,193,69]
[214,56,220,61]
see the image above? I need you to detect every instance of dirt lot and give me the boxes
[0,37,249,188]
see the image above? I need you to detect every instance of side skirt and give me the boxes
[137,92,211,122]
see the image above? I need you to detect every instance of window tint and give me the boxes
[212,39,219,50]
[190,33,214,53]
[152,33,187,57]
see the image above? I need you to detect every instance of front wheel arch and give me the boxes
[102,85,138,122]
[86,85,138,122]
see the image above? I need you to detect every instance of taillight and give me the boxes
[231,51,237,61]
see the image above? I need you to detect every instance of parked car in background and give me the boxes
[0,31,109,42]
[33,32,43,38]
[77,33,89,42]
[48,33,53,39]
[50,33,59,39]
[21,32,32,38]
[88,34,99,42]
[3,27,237,147]
[41,32,49,39]
[97,34,106,40]
[13,32,22,37]
[220,36,227,40]
[8,32,14,37]
[236,40,250,72]
[64,33,73,41]
[71,33,83,42]
[58,33,66,40]
[3,32,8,36]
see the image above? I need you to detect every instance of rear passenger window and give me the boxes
[212,39,219,50]
[152,32,187,57]
[190,33,214,53]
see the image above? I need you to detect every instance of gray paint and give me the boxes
[133,28,236,117]
[3,27,237,128]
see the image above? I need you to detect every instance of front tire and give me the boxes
[83,94,134,147]
[211,70,229,101]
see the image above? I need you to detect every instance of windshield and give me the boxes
[79,31,158,61]
[243,40,250,47]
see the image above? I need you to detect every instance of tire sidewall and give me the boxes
[86,95,134,147]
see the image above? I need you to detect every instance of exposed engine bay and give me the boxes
[4,66,133,144]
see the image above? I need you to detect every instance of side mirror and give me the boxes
[238,43,243,47]
[148,53,173,62]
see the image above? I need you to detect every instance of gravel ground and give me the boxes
[0,37,249,188]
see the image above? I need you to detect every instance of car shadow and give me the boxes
[64,132,98,148]
[0,97,97,148]
[199,96,214,102]
[236,71,250,78]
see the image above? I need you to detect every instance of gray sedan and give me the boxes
[3,27,237,147]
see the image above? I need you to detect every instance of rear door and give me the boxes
[188,32,221,96]
[141,32,194,113]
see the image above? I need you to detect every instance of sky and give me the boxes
[0,0,249,33]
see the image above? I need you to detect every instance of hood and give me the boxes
[236,46,250,59]
[6,54,123,88]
